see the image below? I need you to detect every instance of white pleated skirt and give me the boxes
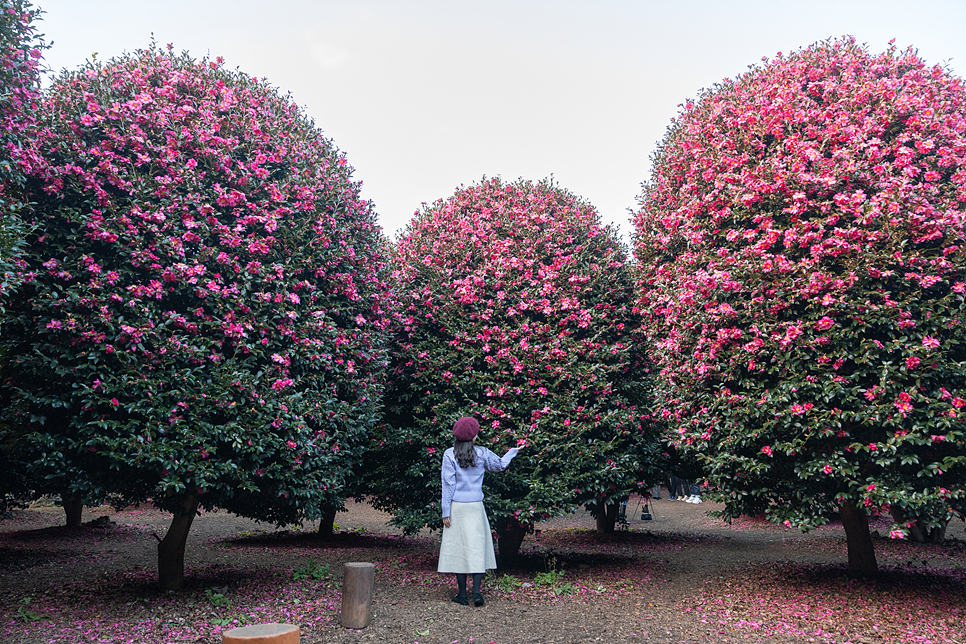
[437,501,497,573]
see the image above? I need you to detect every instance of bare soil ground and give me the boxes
[2,495,965,644]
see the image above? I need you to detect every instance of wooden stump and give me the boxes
[222,623,299,644]
[340,562,375,629]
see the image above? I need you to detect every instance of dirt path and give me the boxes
[2,496,964,644]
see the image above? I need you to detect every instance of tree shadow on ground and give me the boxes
[710,559,966,608]
[221,529,435,552]
[0,546,74,572]
[62,562,282,600]
[0,519,145,545]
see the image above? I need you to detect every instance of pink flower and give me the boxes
[110,398,119,406]
[815,316,834,330]
[272,378,294,391]
[922,336,940,349]
[889,529,905,539]
[905,356,920,369]
[822,464,833,474]
[952,397,965,408]
[894,401,913,415]
[761,446,772,456]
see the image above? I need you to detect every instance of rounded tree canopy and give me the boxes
[1,45,390,522]
[634,37,966,536]
[0,0,47,513]
[370,177,663,534]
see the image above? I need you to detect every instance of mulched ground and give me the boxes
[1,496,964,644]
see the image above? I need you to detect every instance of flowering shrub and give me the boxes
[0,0,45,305]
[0,0,46,515]
[369,177,662,550]
[634,38,966,574]
[0,46,389,587]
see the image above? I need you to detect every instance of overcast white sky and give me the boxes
[34,0,966,241]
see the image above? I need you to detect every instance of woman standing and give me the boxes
[439,416,520,606]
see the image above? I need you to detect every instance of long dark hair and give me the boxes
[454,439,477,468]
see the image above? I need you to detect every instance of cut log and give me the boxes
[222,623,299,644]
[340,562,375,629]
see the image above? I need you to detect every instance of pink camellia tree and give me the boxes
[0,0,47,515]
[634,37,966,575]
[368,177,663,558]
[0,46,389,589]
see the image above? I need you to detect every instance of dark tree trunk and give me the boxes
[890,505,926,542]
[496,522,527,564]
[595,498,618,534]
[63,493,83,528]
[928,520,948,544]
[158,495,199,591]
[889,506,948,543]
[318,506,337,538]
[839,500,878,576]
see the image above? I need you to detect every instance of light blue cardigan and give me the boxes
[441,445,519,518]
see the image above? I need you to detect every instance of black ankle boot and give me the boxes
[452,594,469,605]
[473,593,485,607]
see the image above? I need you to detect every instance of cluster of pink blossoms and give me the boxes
[369,177,662,535]
[0,0,46,307]
[634,37,965,542]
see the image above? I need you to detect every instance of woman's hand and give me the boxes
[442,517,451,528]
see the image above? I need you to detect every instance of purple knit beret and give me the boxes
[453,416,480,441]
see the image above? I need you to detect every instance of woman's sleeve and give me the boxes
[441,451,456,518]
[482,447,519,472]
